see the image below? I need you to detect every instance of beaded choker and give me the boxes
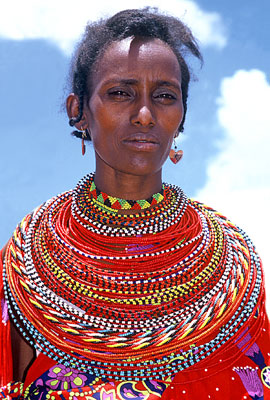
[89,180,165,211]
[3,173,264,381]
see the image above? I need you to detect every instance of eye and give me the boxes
[153,90,177,103]
[108,89,131,99]
[157,93,176,99]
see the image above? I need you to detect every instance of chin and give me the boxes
[119,156,164,175]
[117,164,162,177]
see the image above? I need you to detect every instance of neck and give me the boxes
[94,163,162,200]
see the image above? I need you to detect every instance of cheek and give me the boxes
[161,107,183,135]
[89,104,118,143]
[174,103,184,126]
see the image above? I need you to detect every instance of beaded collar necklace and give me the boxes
[3,173,263,381]
[89,180,165,211]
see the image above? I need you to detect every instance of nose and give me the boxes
[130,104,155,128]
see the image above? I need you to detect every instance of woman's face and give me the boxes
[84,37,183,177]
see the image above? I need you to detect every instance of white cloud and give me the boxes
[0,0,226,53]
[196,69,270,307]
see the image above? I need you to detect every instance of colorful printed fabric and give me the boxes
[0,362,168,399]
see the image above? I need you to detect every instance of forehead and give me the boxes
[91,37,181,86]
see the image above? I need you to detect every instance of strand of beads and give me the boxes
[3,174,263,381]
[89,179,166,211]
[72,174,188,236]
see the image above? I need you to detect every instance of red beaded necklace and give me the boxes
[3,173,263,382]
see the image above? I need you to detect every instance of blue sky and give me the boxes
[0,0,270,298]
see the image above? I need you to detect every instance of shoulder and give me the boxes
[5,190,73,250]
[2,190,73,304]
[188,198,261,261]
[189,198,248,231]
[189,198,231,220]
[0,192,74,383]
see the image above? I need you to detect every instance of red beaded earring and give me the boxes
[81,128,87,156]
[169,139,183,164]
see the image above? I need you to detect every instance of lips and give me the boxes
[123,134,159,151]
[124,132,158,141]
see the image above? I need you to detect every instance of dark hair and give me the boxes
[68,7,202,139]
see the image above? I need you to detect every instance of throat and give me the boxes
[94,166,163,201]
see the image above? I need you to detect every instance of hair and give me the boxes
[68,7,203,140]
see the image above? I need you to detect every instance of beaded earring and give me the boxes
[169,138,183,164]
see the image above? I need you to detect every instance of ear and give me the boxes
[66,93,88,130]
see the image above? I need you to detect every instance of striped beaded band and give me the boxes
[72,174,186,236]
[89,179,165,211]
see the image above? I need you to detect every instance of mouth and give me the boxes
[123,137,159,151]
[129,139,157,144]
[123,132,159,151]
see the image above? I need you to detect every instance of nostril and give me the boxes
[131,116,155,127]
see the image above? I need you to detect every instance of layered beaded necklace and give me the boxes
[3,173,264,381]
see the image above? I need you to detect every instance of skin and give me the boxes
[67,37,184,200]
[11,37,184,380]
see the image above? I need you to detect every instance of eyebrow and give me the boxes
[102,78,181,90]
[156,80,181,91]
[103,78,138,86]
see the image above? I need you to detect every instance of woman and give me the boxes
[1,8,270,400]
